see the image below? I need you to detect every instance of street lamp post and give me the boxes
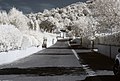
[110,26,113,58]
[90,36,95,51]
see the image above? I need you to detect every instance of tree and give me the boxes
[39,20,55,33]
[0,11,10,24]
[89,0,120,33]
[8,7,29,31]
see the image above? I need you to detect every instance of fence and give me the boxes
[82,34,120,59]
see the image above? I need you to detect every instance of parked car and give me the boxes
[113,48,120,75]
[69,39,77,44]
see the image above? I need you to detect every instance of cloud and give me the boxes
[0,3,12,10]
[19,6,33,13]
[0,0,88,13]
[0,6,2,9]
[37,3,56,10]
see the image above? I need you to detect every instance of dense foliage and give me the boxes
[1,0,120,52]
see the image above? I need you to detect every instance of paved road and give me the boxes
[0,39,87,81]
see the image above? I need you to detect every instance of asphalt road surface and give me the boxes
[0,39,87,81]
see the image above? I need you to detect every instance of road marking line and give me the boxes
[68,41,96,76]
[67,41,79,60]
[82,64,96,76]
[72,49,80,60]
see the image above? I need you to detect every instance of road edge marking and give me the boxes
[72,49,80,60]
[68,42,79,60]
[68,41,96,76]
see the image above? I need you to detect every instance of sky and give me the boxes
[0,0,88,13]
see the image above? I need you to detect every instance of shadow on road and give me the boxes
[79,75,120,81]
[77,52,114,70]
[70,44,118,81]
[0,67,86,76]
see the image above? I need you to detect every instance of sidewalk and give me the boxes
[70,44,120,81]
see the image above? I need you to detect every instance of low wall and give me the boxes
[95,44,120,59]
[75,38,119,59]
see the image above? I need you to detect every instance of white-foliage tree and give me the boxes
[27,2,91,34]
[0,11,10,25]
[88,0,120,33]
[0,25,23,52]
[8,7,29,31]
[86,0,120,45]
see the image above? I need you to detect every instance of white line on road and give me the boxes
[72,49,96,76]
[72,49,80,60]
[82,64,96,76]
[67,42,79,60]
[68,41,96,76]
